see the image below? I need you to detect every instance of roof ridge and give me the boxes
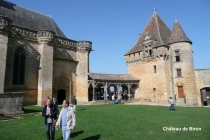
[154,13,164,45]
[89,72,129,75]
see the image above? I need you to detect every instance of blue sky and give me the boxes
[7,0,210,74]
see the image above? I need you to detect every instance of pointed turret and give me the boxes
[168,20,192,44]
[125,10,171,55]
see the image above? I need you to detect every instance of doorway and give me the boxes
[178,86,184,98]
[201,88,210,106]
[57,89,66,104]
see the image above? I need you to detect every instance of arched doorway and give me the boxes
[201,87,210,106]
[57,89,66,104]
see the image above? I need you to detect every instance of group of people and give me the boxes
[42,96,77,140]
[111,90,129,104]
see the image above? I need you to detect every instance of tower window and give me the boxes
[154,65,157,73]
[13,47,25,85]
[177,69,182,77]
[175,51,180,62]
[149,50,152,56]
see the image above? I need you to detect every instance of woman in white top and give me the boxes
[112,94,115,104]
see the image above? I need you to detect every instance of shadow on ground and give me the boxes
[22,108,41,113]
[81,134,101,140]
[56,130,84,140]
[71,130,84,138]
[77,109,87,111]
[0,114,15,121]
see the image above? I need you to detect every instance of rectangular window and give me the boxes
[177,69,182,77]
[153,88,156,98]
[175,51,180,62]
[149,50,152,56]
[154,65,157,73]
[145,50,148,56]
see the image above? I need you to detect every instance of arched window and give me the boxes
[13,47,26,85]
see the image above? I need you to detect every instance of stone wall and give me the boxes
[54,47,76,61]
[53,58,77,102]
[0,92,24,115]
[75,48,90,102]
[195,69,210,106]
[170,42,198,105]
[4,37,39,105]
[125,42,200,106]
[5,38,39,90]
[126,46,171,103]
[0,32,8,93]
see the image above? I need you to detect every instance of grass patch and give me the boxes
[0,105,209,140]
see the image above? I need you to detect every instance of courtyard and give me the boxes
[0,104,209,140]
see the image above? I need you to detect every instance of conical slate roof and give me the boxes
[168,20,192,44]
[0,0,66,38]
[125,11,171,55]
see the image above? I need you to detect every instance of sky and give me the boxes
[6,0,210,74]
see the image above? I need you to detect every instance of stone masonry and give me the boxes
[0,1,92,106]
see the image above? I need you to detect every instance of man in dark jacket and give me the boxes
[42,99,58,140]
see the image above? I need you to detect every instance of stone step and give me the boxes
[175,98,187,106]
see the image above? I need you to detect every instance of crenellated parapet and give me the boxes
[37,30,55,43]
[125,46,170,66]
[77,40,92,52]
[0,17,92,50]
[0,16,12,32]
[10,25,37,39]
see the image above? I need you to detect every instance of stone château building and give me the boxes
[124,10,210,106]
[0,1,92,106]
[1,1,209,107]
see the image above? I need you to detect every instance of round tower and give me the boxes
[168,20,198,106]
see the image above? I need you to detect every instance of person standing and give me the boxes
[118,93,122,104]
[123,90,128,101]
[42,99,58,140]
[71,96,77,112]
[112,94,115,104]
[56,100,76,140]
[53,97,58,108]
[169,97,175,111]
[43,96,50,107]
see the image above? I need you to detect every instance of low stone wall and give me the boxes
[0,92,24,115]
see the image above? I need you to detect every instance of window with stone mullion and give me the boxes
[13,48,25,85]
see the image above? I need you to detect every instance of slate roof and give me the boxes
[168,20,192,44]
[88,73,140,81]
[0,0,66,38]
[125,12,171,55]
[125,12,193,56]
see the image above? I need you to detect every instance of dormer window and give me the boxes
[143,34,154,57]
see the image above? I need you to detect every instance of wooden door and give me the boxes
[178,86,184,98]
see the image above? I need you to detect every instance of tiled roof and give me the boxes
[125,12,171,55]
[88,73,140,81]
[168,20,192,44]
[0,1,66,38]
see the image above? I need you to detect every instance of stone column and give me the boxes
[91,81,97,101]
[116,83,121,93]
[76,41,92,102]
[0,16,12,93]
[103,82,109,101]
[37,30,55,106]
[126,84,132,99]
